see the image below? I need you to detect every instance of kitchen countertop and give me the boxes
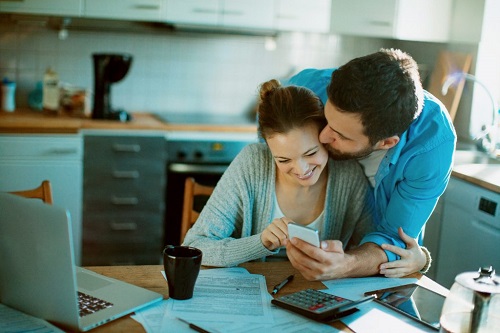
[452,164,500,193]
[0,109,258,134]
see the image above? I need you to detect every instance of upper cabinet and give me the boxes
[275,0,331,33]
[83,0,166,22]
[0,0,82,16]
[0,0,331,34]
[165,0,275,31]
[330,0,453,42]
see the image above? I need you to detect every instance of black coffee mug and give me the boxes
[163,245,202,300]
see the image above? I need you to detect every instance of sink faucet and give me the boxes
[442,72,499,157]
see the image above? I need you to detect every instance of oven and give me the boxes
[164,131,258,245]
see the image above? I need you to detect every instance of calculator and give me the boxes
[271,289,375,321]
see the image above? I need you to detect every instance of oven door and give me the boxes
[164,163,228,245]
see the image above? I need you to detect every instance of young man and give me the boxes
[285,48,456,280]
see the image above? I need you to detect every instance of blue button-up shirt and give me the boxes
[288,68,456,261]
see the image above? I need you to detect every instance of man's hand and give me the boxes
[286,238,348,280]
[261,217,290,251]
[379,227,426,277]
[286,238,386,281]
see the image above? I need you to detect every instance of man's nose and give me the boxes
[319,126,335,143]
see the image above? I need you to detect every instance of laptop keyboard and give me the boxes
[78,292,114,317]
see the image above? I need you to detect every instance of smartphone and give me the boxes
[364,283,446,331]
[287,222,320,247]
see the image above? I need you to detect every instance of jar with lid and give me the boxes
[439,266,500,332]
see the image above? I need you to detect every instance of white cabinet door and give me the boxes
[165,0,220,25]
[166,0,274,30]
[0,134,83,265]
[330,0,396,38]
[84,0,166,21]
[0,0,81,16]
[330,0,452,42]
[222,0,274,30]
[275,0,331,33]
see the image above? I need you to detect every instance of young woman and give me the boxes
[183,79,427,277]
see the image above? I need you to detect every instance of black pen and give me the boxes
[271,274,294,295]
[176,317,213,333]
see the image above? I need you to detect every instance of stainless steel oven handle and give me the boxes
[168,163,228,174]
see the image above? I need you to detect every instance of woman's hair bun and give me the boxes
[259,79,281,101]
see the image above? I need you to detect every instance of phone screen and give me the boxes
[365,284,445,330]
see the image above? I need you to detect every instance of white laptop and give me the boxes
[0,193,163,331]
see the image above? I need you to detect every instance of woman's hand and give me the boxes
[379,227,427,278]
[261,217,291,251]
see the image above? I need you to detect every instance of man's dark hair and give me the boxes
[327,48,424,145]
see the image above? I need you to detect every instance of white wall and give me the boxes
[0,18,386,117]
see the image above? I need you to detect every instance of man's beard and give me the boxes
[325,144,375,161]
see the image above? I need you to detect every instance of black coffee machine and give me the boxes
[92,53,133,121]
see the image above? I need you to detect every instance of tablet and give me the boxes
[364,283,446,331]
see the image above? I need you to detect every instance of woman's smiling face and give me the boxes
[266,123,329,186]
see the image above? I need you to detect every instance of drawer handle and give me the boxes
[112,144,141,153]
[111,196,139,205]
[112,170,140,179]
[46,148,79,155]
[110,222,138,231]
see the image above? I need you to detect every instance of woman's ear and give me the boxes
[375,135,400,150]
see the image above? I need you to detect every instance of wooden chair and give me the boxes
[180,177,214,244]
[9,180,53,205]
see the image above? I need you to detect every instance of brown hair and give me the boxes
[257,79,326,140]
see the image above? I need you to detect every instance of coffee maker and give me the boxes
[92,53,133,121]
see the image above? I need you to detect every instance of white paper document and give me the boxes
[164,269,273,323]
[0,303,65,333]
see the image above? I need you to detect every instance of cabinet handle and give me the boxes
[133,4,160,10]
[110,222,138,231]
[112,170,140,179]
[192,8,218,14]
[111,196,139,205]
[222,10,244,16]
[368,20,392,27]
[112,144,141,153]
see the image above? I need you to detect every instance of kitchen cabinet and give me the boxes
[330,0,453,42]
[82,133,165,265]
[83,0,166,22]
[0,0,82,16]
[275,0,331,33]
[435,177,500,289]
[0,134,83,264]
[165,0,275,30]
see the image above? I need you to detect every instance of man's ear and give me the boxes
[375,135,400,150]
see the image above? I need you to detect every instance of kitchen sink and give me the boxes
[453,149,500,165]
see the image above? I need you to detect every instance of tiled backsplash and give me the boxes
[0,19,385,116]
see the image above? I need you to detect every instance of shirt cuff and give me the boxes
[359,233,404,262]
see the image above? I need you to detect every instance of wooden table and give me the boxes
[85,262,448,333]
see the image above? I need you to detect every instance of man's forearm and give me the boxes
[342,242,388,278]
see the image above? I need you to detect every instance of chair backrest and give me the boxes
[9,180,53,205]
[180,177,214,244]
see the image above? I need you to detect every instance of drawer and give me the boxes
[84,135,165,161]
[0,134,82,160]
[83,212,163,244]
[83,184,164,212]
